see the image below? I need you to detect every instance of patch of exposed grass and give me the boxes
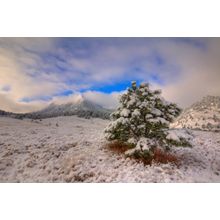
[131,148,180,165]
[152,148,179,165]
[106,141,132,154]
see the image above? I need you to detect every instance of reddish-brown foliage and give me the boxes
[106,141,131,154]
[131,148,179,166]
[152,148,179,165]
[106,141,179,166]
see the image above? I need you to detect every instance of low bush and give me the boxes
[106,141,179,166]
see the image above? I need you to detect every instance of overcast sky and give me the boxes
[0,37,220,113]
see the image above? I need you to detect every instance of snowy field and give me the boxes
[0,116,220,182]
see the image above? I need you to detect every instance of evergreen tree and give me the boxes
[105,81,191,158]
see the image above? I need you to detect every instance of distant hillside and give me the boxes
[0,109,10,116]
[0,95,113,120]
[171,96,220,131]
[24,96,112,120]
[0,109,23,119]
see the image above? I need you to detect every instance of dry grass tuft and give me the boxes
[152,148,179,165]
[106,141,131,154]
[132,149,179,166]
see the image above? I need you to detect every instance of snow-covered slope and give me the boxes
[25,95,112,120]
[0,116,220,182]
[171,96,220,131]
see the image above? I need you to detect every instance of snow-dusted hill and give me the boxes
[0,116,220,182]
[24,95,112,120]
[7,95,112,119]
[0,95,112,120]
[171,96,220,131]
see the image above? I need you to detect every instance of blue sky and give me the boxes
[22,38,172,94]
[0,38,220,112]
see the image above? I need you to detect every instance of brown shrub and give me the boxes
[152,148,179,165]
[131,148,179,166]
[106,141,180,166]
[106,141,131,154]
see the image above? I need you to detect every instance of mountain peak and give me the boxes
[26,96,112,120]
[73,94,84,103]
[50,94,84,106]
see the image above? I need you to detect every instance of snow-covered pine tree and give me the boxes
[105,81,191,159]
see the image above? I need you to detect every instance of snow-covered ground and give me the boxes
[171,96,220,131]
[0,116,220,182]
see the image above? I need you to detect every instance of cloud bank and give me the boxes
[0,38,220,113]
